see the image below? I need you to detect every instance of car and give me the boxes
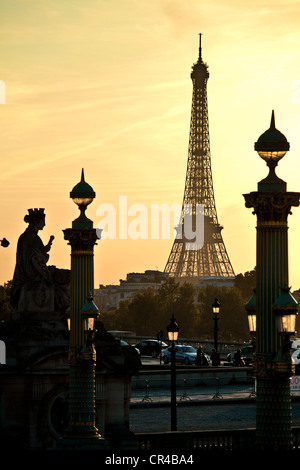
[292,349,300,363]
[120,340,141,356]
[162,344,198,365]
[291,348,300,375]
[291,339,300,350]
[134,339,168,358]
[227,344,254,366]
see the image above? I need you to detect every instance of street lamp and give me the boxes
[81,293,99,329]
[254,110,290,164]
[274,284,298,351]
[245,290,256,337]
[81,293,100,348]
[212,298,220,351]
[70,168,95,229]
[167,315,179,431]
[60,169,103,449]
[244,111,300,451]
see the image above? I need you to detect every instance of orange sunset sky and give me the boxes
[1,0,300,290]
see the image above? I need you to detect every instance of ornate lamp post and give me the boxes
[167,315,179,431]
[212,298,220,351]
[245,290,256,342]
[273,284,298,364]
[60,169,103,449]
[244,111,300,451]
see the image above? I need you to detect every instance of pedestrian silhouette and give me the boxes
[196,345,208,366]
[210,348,220,366]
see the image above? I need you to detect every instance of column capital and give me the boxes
[63,228,98,252]
[243,191,300,224]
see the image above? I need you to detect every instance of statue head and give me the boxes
[24,208,46,230]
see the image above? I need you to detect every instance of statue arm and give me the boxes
[44,235,55,253]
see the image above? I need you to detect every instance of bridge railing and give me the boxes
[131,374,256,403]
[135,427,300,451]
[131,374,300,404]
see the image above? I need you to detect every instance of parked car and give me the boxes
[162,344,198,365]
[134,339,168,358]
[292,349,300,362]
[120,340,141,356]
[291,339,300,350]
[227,344,254,366]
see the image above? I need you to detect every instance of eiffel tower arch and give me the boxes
[164,35,235,287]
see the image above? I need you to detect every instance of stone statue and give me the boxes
[11,208,70,312]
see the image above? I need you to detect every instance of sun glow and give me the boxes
[0,1,300,289]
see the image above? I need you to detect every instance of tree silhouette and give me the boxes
[96,271,256,341]
[0,280,13,322]
[197,284,249,341]
[234,268,256,300]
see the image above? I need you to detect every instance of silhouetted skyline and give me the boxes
[0,1,300,289]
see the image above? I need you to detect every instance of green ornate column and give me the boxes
[60,169,103,448]
[244,111,300,451]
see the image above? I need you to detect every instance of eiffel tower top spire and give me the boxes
[191,34,209,81]
[164,36,235,285]
[198,33,203,63]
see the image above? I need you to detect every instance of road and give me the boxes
[130,356,300,434]
[130,400,300,434]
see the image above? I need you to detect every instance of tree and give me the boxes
[234,268,256,300]
[197,284,249,341]
[0,280,13,322]
[105,278,200,338]
[99,303,130,332]
[127,288,160,336]
[99,275,251,341]
[155,278,200,338]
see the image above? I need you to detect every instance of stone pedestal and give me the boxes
[0,312,140,450]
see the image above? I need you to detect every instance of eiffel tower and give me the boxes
[164,35,235,286]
